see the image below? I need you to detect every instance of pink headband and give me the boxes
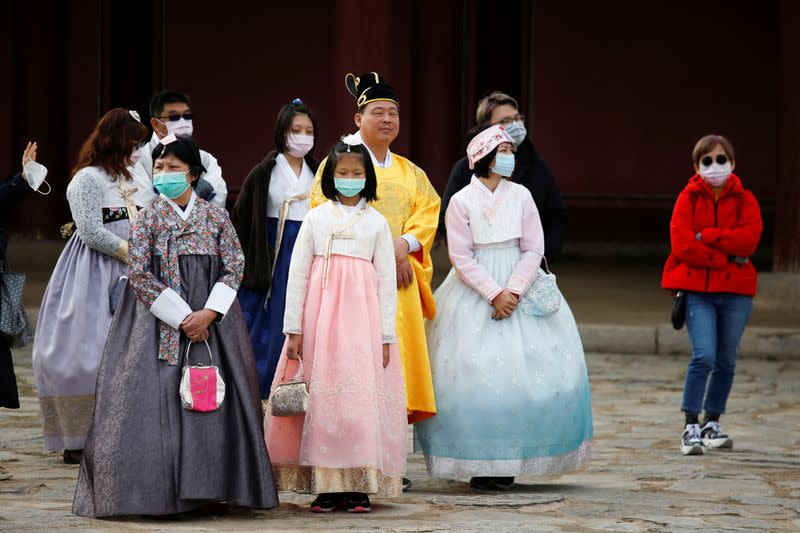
[466,125,514,169]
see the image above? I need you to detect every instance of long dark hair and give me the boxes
[72,108,149,180]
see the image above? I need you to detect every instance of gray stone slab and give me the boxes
[3,354,799,531]
[424,493,564,508]
[578,324,656,354]
[754,272,800,313]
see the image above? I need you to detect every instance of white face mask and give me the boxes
[286,133,314,158]
[699,161,732,187]
[159,117,194,137]
[23,160,51,195]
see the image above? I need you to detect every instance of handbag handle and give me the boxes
[279,358,304,384]
[529,251,551,274]
[184,340,213,366]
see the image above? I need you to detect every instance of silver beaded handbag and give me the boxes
[270,360,309,417]
[518,253,562,317]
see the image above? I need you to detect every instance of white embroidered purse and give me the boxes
[518,254,562,317]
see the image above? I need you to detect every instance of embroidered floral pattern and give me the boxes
[128,197,244,364]
[102,207,131,224]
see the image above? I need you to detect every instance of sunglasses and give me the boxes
[158,112,193,122]
[700,154,728,167]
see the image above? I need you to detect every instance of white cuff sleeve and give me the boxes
[150,288,193,329]
[204,282,237,319]
[401,233,421,253]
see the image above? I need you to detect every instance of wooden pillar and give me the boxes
[333,0,393,136]
[775,0,800,272]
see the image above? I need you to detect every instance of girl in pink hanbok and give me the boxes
[264,138,406,513]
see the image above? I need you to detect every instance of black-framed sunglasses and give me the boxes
[701,154,728,167]
[158,112,193,122]
[496,114,524,127]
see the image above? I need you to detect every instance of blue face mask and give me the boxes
[503,121,527,148]
[490,152,515,177]
[154,171,190,199]
[334,177,366,198]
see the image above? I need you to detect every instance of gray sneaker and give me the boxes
[701,421,733,449]
[681,424,704,455]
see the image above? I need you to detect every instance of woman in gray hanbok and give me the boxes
[73,134,278,517]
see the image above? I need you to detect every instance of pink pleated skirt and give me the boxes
[264,254,407,496]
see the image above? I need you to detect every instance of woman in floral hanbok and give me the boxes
[73,134,278,517]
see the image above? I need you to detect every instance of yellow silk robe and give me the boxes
[311,154,440,423]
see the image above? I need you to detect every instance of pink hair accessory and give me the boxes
[160,133,178,145]
[466,125,514,169]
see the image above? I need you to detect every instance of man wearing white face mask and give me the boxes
[131,90,228,208]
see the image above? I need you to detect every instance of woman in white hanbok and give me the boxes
[415,125,592,490]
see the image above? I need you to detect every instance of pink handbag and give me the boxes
[179,340,225,412]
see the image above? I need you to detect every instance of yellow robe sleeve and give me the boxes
[310,157,328,209]
[402,162,441,320]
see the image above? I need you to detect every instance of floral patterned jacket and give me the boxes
[128,192,244,364]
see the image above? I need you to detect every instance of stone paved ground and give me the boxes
[1,348,798,532]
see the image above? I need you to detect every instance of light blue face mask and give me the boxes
[490,152,515,177]
[503,121,527,148]
[334,177,366,198]
[153,171,190,199]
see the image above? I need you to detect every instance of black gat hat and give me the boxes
[345,72,399,108]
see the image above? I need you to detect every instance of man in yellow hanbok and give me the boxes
[311,72,440,425]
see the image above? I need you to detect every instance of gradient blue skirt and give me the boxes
[415,242,593,478]
[238,217,301,399]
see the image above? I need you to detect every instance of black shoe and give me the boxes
[469,477,494,491]
[488,477,515,490]
[346,493,371,513]
[310,493,341,513]
[63,449,83,464]
[402,477,412,491]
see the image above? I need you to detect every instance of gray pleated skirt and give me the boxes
[72,254,279,517]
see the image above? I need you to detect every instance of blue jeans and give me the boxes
[682,292,752,416]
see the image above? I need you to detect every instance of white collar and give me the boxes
[472,174,506,205]
[149,132,161,149]
[471,175,506,197]
[333,197,367,221]
[275,153,310,179]
[351,131,392,168]
[162,190,197,221]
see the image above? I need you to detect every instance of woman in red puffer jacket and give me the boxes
[662,135,762,457]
